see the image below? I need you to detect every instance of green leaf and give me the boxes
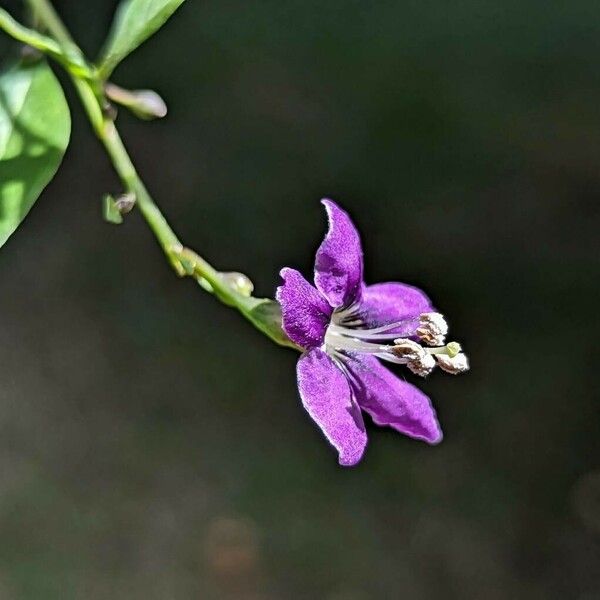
[98,0,186,77]
[0,60,71,249]
[102,194,123,224]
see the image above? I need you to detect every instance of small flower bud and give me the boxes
[114,192,136,214]
[20,45,42,61]
[436,352,469,374]
[105,83,168,120]
[417,312,448,346]
[127,89,168,120]
[407,352,436,377]
[221,272,254,297]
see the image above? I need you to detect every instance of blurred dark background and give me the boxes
[1,1,600,598]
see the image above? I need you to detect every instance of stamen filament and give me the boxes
[323,307,467,378]
[374,353,410,365]
[328,320,417,340]
[424,346,450,356]
[324,329,389,354]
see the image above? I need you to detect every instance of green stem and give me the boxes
[0,7,63,62]
[16,0,90,78]
[23,0,257,317]
[1,0,295,348]
[27,0,74,46]
[101,120,178,246]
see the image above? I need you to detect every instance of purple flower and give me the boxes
[277,199,469,466]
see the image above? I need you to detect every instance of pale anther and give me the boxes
[416,312,448,346]
[391,339,425,362]
[436,353,469,374]
[407,352,436,377]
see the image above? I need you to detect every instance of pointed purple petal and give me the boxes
[345,355,442,444]
[357,282,434,330]
[314,199,364,309]
[276,268,332,349]
[297,349,368,466]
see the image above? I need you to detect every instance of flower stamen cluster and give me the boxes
[324,311,468,378]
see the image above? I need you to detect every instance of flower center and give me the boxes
[324,311,468,377]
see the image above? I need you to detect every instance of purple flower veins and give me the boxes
[276,199,469,466]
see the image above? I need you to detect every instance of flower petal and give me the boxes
[345,355,442,444]
[357,282,434,330]
[276,268,332,349]
[314,199,364,309]
[297,349,367,466]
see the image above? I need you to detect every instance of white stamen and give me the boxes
[416,312,448,346]
[436,353,469,374]
[324,329,389,354]
[327,318,417,340]
[323,309,468,378]
[392,338,436,377]
[390,339,424,362]
[407,353,436,377]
